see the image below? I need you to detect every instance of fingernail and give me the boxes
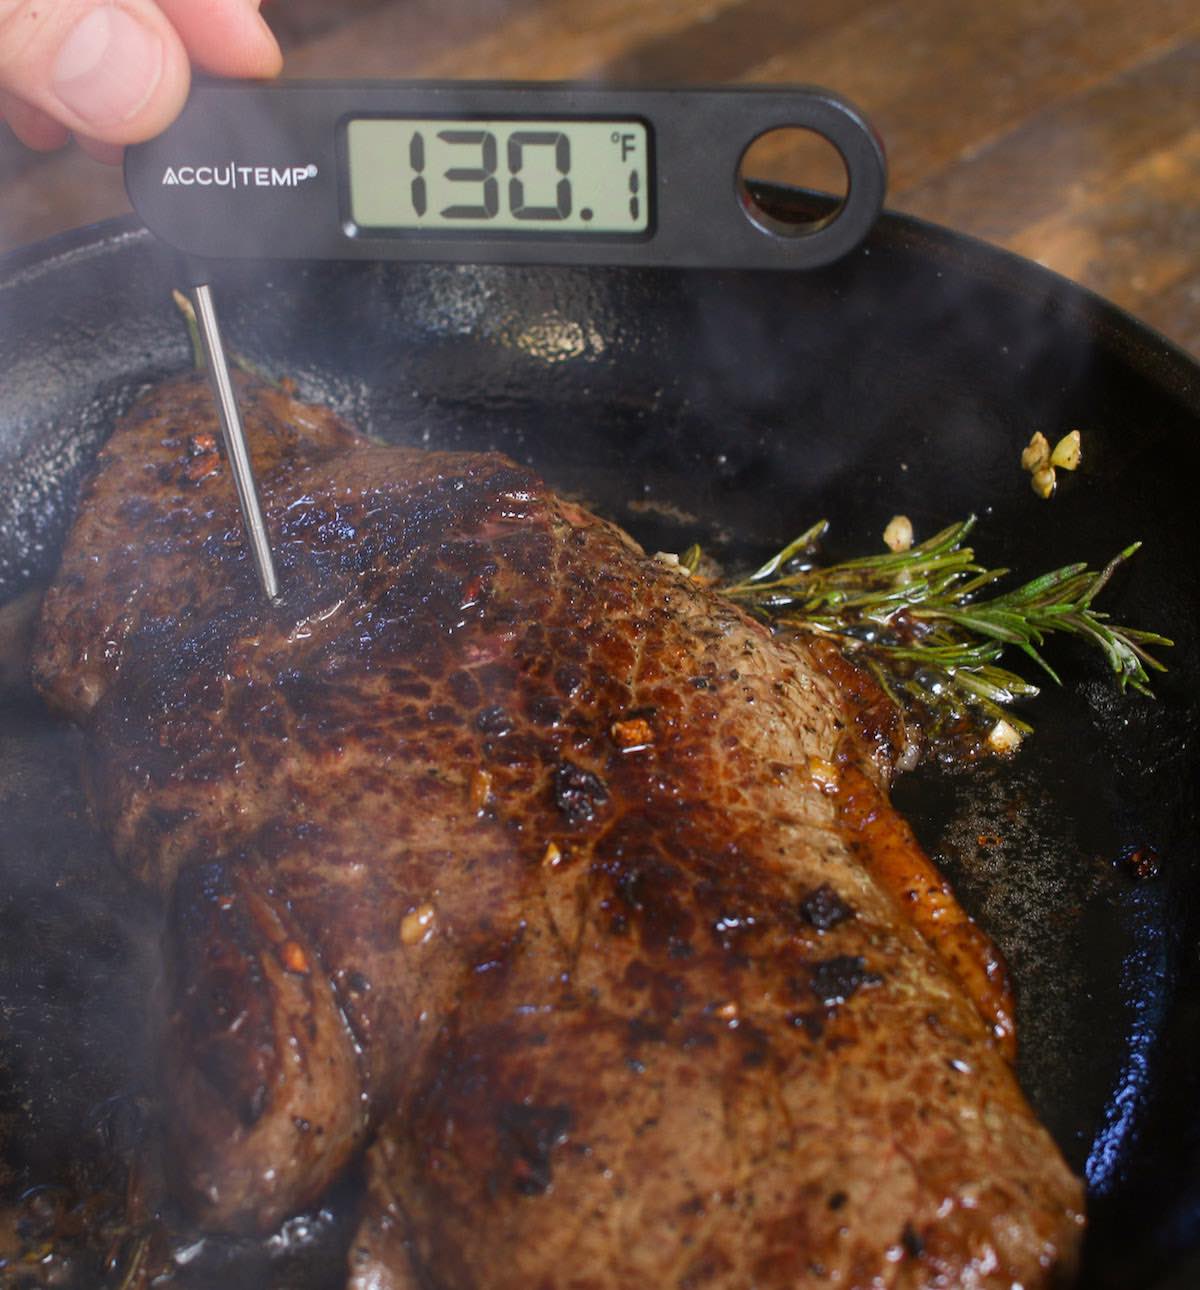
[53,6,163,127]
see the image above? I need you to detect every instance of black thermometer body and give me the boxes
[125,81,886,271]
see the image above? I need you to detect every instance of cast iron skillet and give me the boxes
[0,196,1197,1288]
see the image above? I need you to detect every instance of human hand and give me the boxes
[0,0,282,162]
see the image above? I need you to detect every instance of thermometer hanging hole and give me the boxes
[736,126,849,238]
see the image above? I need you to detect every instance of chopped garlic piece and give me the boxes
[882,515,913,553]
[542,841,563,869]
[611,716,654,750]
[1031,465,1057,499]
[1051,429,1082,471]
[401,904,436,946]
[469,767,494,812]
[653,551,691,577]
[1020,432,1051,472]
[988,719,1023,754]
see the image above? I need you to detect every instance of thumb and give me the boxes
[0,0,191,145]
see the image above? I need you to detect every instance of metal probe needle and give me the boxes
[190,284,281,603]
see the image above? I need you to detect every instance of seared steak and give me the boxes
[33,374,1084,1287]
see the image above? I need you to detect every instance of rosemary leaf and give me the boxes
[745,520,828,583]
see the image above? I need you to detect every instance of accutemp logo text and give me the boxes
[162,163,320,188]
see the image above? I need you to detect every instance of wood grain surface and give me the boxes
[0,0,1196,356]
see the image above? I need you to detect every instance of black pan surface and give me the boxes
[1,201,1197,1288]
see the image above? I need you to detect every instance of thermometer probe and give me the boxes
[125,81,887,603]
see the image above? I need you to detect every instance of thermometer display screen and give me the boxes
[345,117,651,236]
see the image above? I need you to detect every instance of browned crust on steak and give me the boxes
[831,760,1018,1062]
[163,859,365,1229]
[807,636,1019,1058]
[33,374,1084,1285]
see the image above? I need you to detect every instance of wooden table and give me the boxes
[2,0,1196,357]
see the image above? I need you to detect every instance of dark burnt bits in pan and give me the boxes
[1120,843,1162,881]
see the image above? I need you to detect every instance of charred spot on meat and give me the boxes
[28,373,1085,1287]
[798,882,855,930]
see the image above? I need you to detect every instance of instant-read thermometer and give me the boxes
[125,81,887,601]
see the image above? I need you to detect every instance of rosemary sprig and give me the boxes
[170,289,285,389]
[718,516,1171,738]
[171,288,205,371]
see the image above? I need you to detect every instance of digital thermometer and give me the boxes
[125,81,887,269]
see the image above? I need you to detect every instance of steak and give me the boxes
[33,374,1084,1287]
